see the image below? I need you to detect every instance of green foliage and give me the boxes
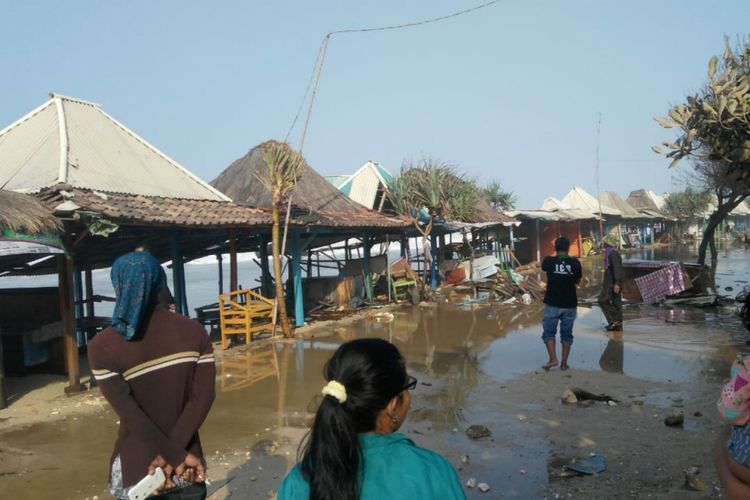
[664,187,711,222]
[481,180,516,210]
[654,38,750,177]
[257,141,304,204]
[387,158,480,224]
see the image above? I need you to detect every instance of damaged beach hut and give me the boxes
[0,93,276,393]
[211,141,409,326]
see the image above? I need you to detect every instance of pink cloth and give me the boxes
[634,263,686,303]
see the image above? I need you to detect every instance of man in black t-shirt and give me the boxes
[541,237,582,370]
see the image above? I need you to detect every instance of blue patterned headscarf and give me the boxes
[111,251,164,340]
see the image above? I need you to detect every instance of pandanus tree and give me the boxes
[654,38,750,264]
[482,180,517,211]
[257,141,303,338]
[388,159,479,289]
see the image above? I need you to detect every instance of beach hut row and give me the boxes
[0,94,408,394]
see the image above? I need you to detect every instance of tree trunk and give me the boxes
[697,197,745,264]
[272,201,292,338]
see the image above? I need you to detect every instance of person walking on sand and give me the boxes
[88,252,216,499]
[598,240,623,331]
[541,237,582,371]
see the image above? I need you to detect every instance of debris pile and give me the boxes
[492,263,545,302]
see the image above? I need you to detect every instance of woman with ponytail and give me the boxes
[278,338,465,500]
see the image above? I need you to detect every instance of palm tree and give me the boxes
[388,159,479,290]
[257,141,303,338]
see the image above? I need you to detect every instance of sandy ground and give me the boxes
[0,304,732,499]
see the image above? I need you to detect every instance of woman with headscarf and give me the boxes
[88,251,216,499]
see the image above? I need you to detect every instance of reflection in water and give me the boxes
[3,245,750,500]
[219,345,279,393]
[599,332,624,373]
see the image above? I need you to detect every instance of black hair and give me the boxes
[299,338,408,500]
[555,236,570,252]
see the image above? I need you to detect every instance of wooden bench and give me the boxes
[218,289,275,350]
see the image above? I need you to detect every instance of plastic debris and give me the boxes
[565,453,606,475]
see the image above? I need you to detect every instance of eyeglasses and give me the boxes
[403,375,418,391]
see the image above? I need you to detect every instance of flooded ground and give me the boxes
[1,244,749,498]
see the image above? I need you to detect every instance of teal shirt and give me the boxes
[278,433,466,500]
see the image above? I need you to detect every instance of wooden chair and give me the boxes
[218,289,275,350]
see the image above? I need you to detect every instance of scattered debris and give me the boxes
[465,425,492,440]
[664,413,685,427]
[565,453,607,475]
[466,477,477,488]
[460,454,470,464]
[694,411,702,417]
[477,482,491,492]
[684,466,705,491]
[572,388,620,404]
[561,389,578,404]
[364,311,394,323]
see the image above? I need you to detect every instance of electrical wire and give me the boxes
[284,0,503,148]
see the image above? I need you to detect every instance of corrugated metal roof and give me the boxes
[324,175,349,189]
[561,187,620,216]
[0,94,229,201]
[599,191,648,219]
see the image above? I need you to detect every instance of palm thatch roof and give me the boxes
[0,190,61,234]
[211,141,407,230]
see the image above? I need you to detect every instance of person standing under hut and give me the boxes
[88,251,216,499]
[541,237,582,371]
[278,338,465,500]
[598,239,623,331]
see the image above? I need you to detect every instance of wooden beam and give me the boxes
[229,229,238,293]
[58,255,85,394]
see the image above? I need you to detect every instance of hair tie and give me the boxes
[322,380,347,403]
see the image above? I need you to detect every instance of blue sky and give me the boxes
[1,1,748,208]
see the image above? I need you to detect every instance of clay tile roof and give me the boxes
[38,188,272,228]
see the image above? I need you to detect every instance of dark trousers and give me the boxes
[152,484,207,500]
[598,276,622,325]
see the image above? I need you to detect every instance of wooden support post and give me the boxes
[170,236,188,316]
[430,232,438,290]
[509,224,516,252]
[400,235,407,258]
[229,229,238,293]
[306,248,313,278]
[363,233,373,301]
[535,220,541,263]
[259,234,272,297]
[84,267,94,320]
[217,253,224,295]
[58,255,85,395]
[291,231,304,327]
[577,222,583,257]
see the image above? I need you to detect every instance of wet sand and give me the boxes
[1,245,749,499]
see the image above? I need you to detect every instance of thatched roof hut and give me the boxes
[0,190,61,234]
[211,141,407,230]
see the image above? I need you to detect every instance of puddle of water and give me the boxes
[2,244,749,499]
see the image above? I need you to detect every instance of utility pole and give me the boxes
[594,113,604,244]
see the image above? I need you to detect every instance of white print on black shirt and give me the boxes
[554,263,573,275]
